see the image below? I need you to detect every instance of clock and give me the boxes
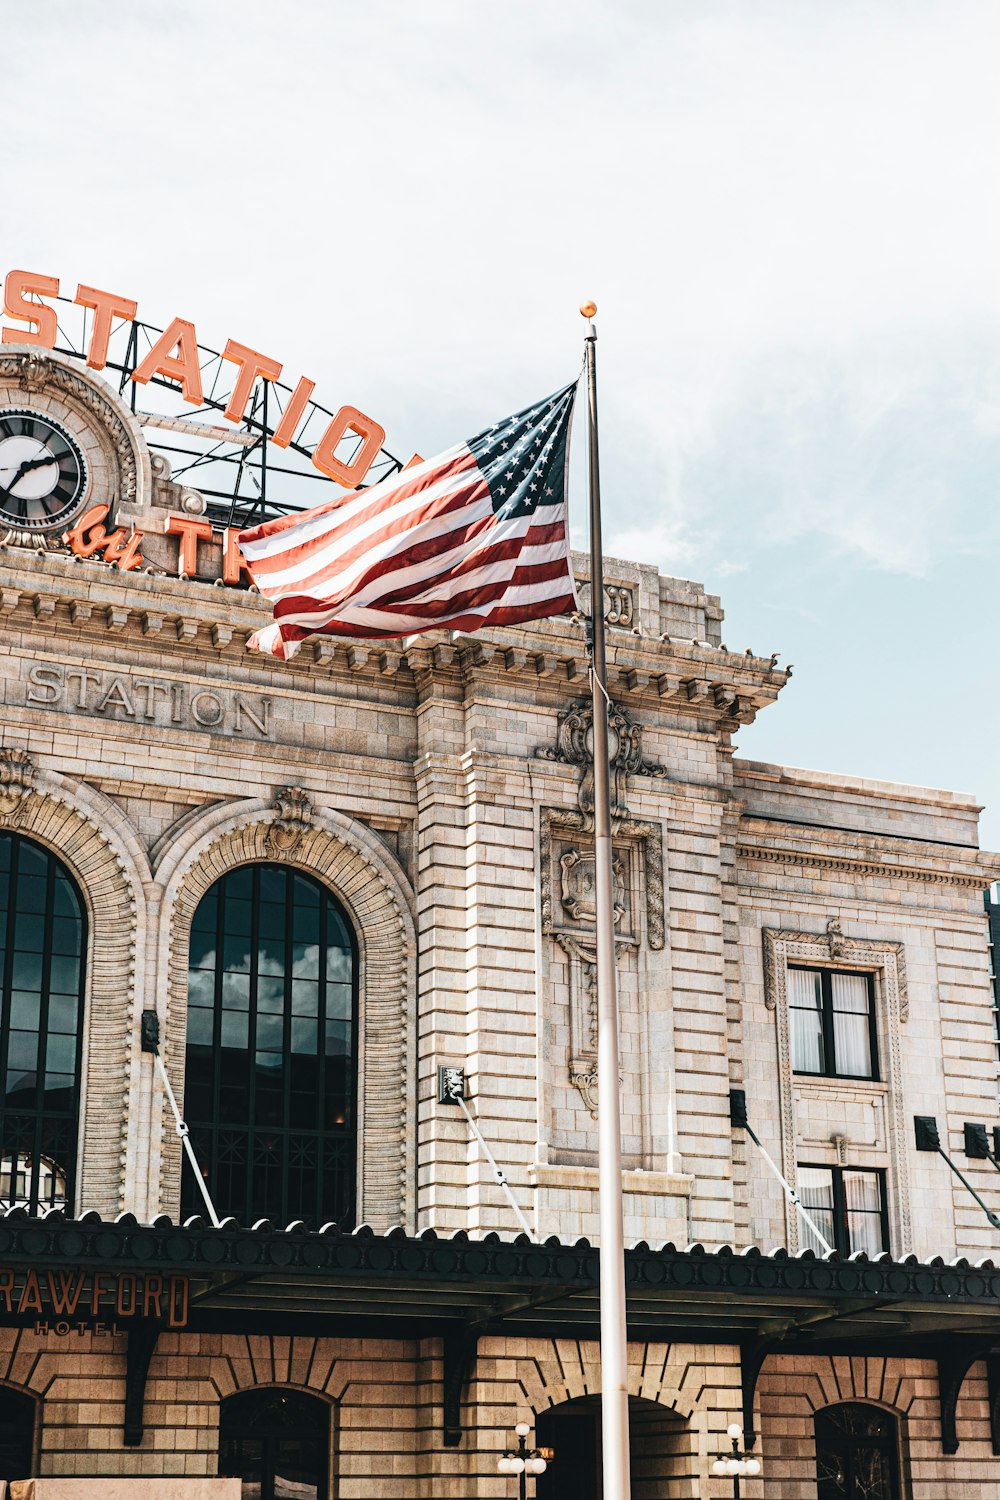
[0,408,89,533]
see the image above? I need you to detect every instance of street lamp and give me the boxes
[710,1423,761,1495]
[497,1421,550,1499]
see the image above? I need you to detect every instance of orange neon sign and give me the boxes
[1,269,387,489]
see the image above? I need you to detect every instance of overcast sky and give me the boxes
[7,1,1000,845]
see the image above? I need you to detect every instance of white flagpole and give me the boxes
[581,300,631,1500]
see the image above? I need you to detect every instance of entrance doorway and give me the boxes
[535,1395,696,1499]
[219,1387,330,1500]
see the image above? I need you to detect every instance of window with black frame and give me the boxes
[789,966,878,1079]
[182,863,357,1229]
[815,1403,901,1500]
[798,1165,888,1258]
[220,1387,330,1500]
[0,833,86,1216]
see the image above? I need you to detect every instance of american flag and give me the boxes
[241,383,579,657]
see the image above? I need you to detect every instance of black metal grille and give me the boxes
[0,834,86,1215]
[182,864,357,1228]
[815,1403,901,1500]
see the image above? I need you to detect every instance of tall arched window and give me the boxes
[0,833,86,1215]
[220,1387,330,1500]
[182,863,357,1228]
[815,1403,901,1500]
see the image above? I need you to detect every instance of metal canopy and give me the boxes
[0,1212,997,1342]
[2,1213,998,1453]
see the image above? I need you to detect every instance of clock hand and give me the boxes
[10,453,59,486]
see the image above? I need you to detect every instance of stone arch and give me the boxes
[481,1339,701,1422]
[531,1393,698,1499]
[154,794,417,1230]
[0,751,149,1215]
[757,1356,915,1496]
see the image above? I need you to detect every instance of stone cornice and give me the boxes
[738,826,1000,889]
[0,548,790,719]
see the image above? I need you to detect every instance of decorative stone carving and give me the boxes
[575,579,636,629]
[541,812,663,955]
[560,847,626,927]
[0,747,35,823]
[643,822,665,951]
[267,786,314,855]
[536,697,665,830]
[541,809,665,1116]
[11,350,48,394]
[570,1067,600,1116]
[826,916,848,960]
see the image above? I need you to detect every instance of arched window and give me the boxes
[183,864,357,1228]
[220,1387,330,1500]
[0,833,86,1215]
[815,1403,901,1500]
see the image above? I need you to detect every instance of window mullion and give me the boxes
[0,837,18,1204]
[822,971,837,1078]
[210,876,224,1217]
[247,867,261,1225]
[283,878,294,1225]
[867,972,880,1081]
[832,1167,849,1256]
[879,1168,890,1256]
[33,854,56,1212]
[317,891,328,1228]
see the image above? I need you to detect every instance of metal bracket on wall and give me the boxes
[124,1319,161,1446]
[442,1328,480,1448]
[729,1091,834,1255]
[964,1121,1000,1186]
[937,1340,988,1455]
[914,1115,1000,1232]
[437,1066,533,1236]
[739,1336,777,1450]
[141,1008,222,1227]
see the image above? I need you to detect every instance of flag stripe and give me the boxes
[241,383,579,654]
[274,568,575,637]
[273,540,571,629]
[242,451,482,589]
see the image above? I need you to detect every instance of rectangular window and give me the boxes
[798,1164,889,1257]
[789,965,877,1079]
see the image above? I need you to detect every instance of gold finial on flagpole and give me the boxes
[580,300,597,319]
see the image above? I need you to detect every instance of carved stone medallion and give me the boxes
[266,786,314,855]
[0,747,35,824]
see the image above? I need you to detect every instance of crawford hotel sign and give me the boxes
[0,266,411,582]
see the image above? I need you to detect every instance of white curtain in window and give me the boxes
[844,1170,885,1256]
[797,1166,835,1256]
[789,969,825,1072]
[830,972,873,1077]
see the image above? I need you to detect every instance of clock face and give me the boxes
[0,408,88,532]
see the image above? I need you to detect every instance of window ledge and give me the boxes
[530,1164,694,1198]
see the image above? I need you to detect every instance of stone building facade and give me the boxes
[0,347,998,1497]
